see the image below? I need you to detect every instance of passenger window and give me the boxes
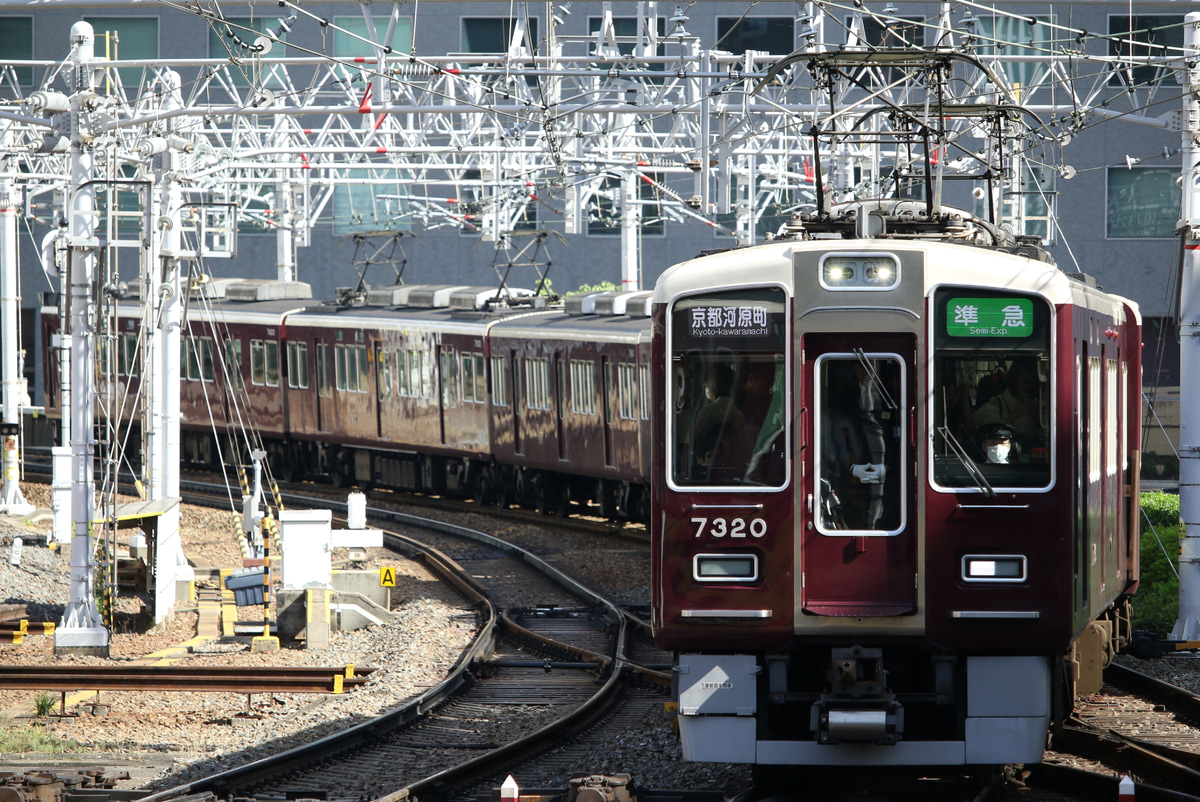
[931,289,1052,491]
[669,287,788,488]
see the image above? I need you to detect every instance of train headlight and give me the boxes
[819,254,900,290]
[823,261,855,285]
[693,553,759,582]
[961,554,1027,583]
[862,261,893,285]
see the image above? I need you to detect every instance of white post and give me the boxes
[144,70,189,626]
[620,170,640,291]
[0,129,33,516]
[56,20,109,656]
[276,178,294,283]
[1172,12,1200,643]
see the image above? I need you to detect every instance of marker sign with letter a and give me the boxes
[380,566,396,587]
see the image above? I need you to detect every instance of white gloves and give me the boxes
[851,463,886,484]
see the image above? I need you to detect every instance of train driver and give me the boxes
[979,423,1019,465]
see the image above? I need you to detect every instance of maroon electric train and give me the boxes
[651,200,1141,767]
[40,282,654,521]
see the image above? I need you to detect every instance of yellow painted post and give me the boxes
[251,536,279,653]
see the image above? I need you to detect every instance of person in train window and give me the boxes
[821,360,889,529]
[979,422,1019,464]
[690,361,746,476]
[973,359,1042,443]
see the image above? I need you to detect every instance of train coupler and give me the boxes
[812,646,903,744]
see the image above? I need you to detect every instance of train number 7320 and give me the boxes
[691,517,768,538]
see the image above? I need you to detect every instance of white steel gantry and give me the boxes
[0,1,1196,642]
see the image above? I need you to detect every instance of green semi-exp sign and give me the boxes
[946,297,1033,338]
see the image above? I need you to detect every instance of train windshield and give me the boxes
[670,287,788,488]
[931,288,1053,491]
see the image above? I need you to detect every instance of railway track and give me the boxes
[0,664,373,694]
[1023,662,1200,802]
[131,490,668,802]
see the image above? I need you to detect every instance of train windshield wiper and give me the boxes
[852,348,898,410]
[937,425,995,498]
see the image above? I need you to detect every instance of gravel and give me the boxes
[4,482,1199,798]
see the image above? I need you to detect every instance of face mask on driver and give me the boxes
[987,443,1010,464]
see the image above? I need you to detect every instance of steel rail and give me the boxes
[0,665,374,694]
[135,522,498,802]
[140,494,651,802]
[1106,661,1200,726]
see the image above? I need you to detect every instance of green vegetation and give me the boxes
[0,717,90,754]
[1135,491,1181,634]
[33,691,57,717]
[567,281,619,295]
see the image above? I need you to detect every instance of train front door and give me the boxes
[801,333,917,616]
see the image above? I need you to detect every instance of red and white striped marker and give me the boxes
[501,775,519,802]
[1119,774,1135,802]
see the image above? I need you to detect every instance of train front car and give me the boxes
[651,209,1140,769]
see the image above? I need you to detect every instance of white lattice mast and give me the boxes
[0,127,33,516]
[1172,12,1200,643]
[56,20,109,656]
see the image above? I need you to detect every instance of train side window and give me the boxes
[441,350,458,407]
[669,287,788,488]
[227,338,245,390]
[639,364,650,420]
[265,341,280,387]
[618,363,637,419]
[289,342,309,390]
[491,355,508,407]
[377,347,391,400]
[931,288,1053,491]
[120,333,138,376]
[251,339,266,386]
[316,343,330,397]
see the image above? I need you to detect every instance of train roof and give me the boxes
[653,237,1139,320]
[489,306,651,344]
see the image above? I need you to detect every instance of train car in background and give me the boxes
[488,290,653,519]
[651,200,1141,768]
[39,279,654,520]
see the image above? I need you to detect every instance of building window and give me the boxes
[0,17,34,86]
[207,18,283,88]
[462,17,538,54]
[1106,167,1180,238]
[1108,15,1182,88]
[588,173,663,236]
[455,168,537,235]
[974,16,1055,95]
[491,355,508,407]
[333,15,412,57]
[287,341,309,389]
[570,360,597,415]
[716,17,794,55]
[84,17,159,87]
[975,162,1056,244]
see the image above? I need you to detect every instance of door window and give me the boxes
[815,353,905,535]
